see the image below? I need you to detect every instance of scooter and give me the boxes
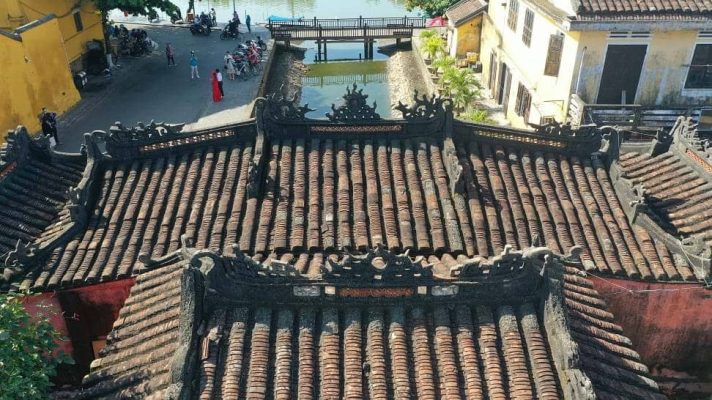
[190,23,211,36]
[220,26,239,40]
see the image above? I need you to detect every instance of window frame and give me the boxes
[515,82,532,122]
[507,0,519,32]
[544,33,564,77]
[684,43,712,89]
[73,10,84,32]
[522,9,534,47]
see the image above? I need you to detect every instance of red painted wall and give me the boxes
[21,293,73,357]
[591,276,712,376]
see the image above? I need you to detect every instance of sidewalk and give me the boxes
[55,23,269,152]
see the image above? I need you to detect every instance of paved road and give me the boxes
[56,23,269,152]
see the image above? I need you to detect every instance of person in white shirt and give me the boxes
[215,68,224,97]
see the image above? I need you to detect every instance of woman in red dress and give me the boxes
[211,71,221,102]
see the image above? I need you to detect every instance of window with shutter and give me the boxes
[522,9,534,47]
[515,83,531,121]
[507,0,519,31]
[544,33,564,76]
[685,44,712,89]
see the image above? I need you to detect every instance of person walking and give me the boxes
[209,8,217,25]
[190,51,200,79]
[226,58,236,80]
[39,108,59,145]
[211,71,222,102]
[165,43,175,66]
[246,14,251,33]
[216,68,224,97]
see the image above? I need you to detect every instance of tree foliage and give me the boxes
[92,0,181,20]
[0,294,72,400]
[405,0,458,17]
[422,35,446,60]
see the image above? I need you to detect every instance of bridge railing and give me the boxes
[268,16,426,30]
[271,25,415,40]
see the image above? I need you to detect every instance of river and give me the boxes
[147,0,417,24]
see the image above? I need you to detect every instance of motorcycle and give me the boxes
[220,26,239,40]
[190,23,211,36]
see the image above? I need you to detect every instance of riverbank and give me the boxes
[265,42,429,117]
[386,48,431,109]
[265,45,308,100]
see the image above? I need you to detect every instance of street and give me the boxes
[56,23,268,152]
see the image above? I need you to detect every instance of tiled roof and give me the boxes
[65,249,666,400]
[445,0,487,26]
[11,131,699,291]
[60,253,187,400]
[619,150,711,248]
[576,0,712,19]
[0,155,84,253]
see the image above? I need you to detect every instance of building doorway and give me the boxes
[596,44,647,104]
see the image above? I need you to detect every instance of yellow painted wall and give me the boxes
[576,31,712,106]
[0,17,80,135]
[453,15,482,57]
[480,0,580,128]
[13,0,104,66]
[0,0,25,28]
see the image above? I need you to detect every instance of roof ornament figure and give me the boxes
[529,120,598,139]
[452,245,556,279]
[326,83,381,122]
[107,120,185,144]
[260,85,315,122]
[1,126,50,168]
[394,90,453,122]
[321,244,432,281]
[2,240,38,284]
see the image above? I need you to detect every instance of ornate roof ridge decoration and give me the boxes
[1,240,38,288]
[1,126,51,168]
[257,86,315,123]
[395,90,453,122]
[673,116,712,174]
[105,120,186,144]
[320,244,433,282]
[326,83,381,122]
[528,120,599,140]
[450,244,584,280]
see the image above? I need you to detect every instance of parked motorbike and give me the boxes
[220,26,239,40]
[190,23,211,36]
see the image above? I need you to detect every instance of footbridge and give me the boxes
[267,16,426,60]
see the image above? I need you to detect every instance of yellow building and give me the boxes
[479,0,712,128]
[0,0,104,135]
[445,0,487,58]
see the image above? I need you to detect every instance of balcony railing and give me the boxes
[568,94,701,140]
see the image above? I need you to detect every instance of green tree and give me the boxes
[422,35,445,61]
[440,67,482,115]
[92,0,181,21]
[406,0,458,17]
[433,55,456,74]
[0,294,72,400]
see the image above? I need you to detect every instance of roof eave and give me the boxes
[569,15,712,30]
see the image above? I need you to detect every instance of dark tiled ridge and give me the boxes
[24,137,696,290]
[619,151,712,250]
[0,156,84,254]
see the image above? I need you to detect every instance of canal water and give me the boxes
[300,42,393,118]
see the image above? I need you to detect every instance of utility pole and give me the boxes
[233,0,236,12]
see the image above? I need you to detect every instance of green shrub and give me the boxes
[0,294,72,400]
[462,108,495,124]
